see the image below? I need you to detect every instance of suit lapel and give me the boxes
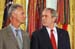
[56,27,62,49]
[21,30,25,49]
[21,30,30,49]
[6,25,19,49]
[42,26,53,49]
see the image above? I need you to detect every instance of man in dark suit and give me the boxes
[0,4,30,49]
[30,8,71,49]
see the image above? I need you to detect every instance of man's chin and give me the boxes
[20,22,25,24]
[43,24,47,26]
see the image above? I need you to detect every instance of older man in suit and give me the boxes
[30,8,71,49]
[0,4,30,49]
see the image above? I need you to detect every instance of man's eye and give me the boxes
[42,15,47,17]
[21,12,24,15]
[45,15,47,17]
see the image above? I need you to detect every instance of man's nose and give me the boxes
[23,15,26,18]
[42,16,46,20]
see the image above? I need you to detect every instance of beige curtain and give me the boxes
[0,0,5,29]
[69,0,75,49]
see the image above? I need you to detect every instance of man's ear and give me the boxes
[52,12,57,17]
[52,17,57,22]
[11,12,14,16]
[9,16,12,21]
[54,17,57,23]
[12,12,17,17]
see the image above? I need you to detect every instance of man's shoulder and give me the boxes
[21,30,30,37]
[0,25,11,34]
[0,26,10,38]
[56,27,69,36]
[56,27,68,32]
[32,27,46,36]
[0,27,7,32]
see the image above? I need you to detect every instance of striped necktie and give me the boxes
[15,30,23,49]
[50,29,57,49]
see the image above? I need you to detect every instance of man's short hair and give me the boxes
[8,4,23,17]
[43,8,57,17]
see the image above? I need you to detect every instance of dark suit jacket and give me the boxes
[30,26,71,49]
[0,25,30,49]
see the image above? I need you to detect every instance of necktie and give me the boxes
[50,29,57,49]
[15,30,23,49]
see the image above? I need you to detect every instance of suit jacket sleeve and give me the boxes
[59,29,71,49]
[0,31,3,49]
[25,32,30,49]
[65,31,71,49]
[30,32,39,49]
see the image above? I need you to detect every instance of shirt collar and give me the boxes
[46,26,57,33]
[9,24,21,37]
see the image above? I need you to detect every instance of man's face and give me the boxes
[41,9,56,27]
[12,7,26,24]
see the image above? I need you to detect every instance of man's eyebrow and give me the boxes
[41,15,47,17]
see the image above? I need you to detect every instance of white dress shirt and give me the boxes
[46,26,58,47]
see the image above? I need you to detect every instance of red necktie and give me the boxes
[50,29,57,49]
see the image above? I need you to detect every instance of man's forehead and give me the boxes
[42,9,51,15]
[14,7,24,12]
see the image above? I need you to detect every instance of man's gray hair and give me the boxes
[8,4,23,17]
